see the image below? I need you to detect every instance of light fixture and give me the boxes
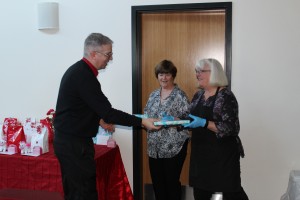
[37,2,59,30]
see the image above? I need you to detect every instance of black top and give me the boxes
[189,87,242,192]
[54,59,142,138]
[189,88,240,138]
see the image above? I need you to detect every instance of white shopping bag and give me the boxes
[93,126,112,145]
[30,124,49,154]
[23,117,36,144]
[0,124,7,152]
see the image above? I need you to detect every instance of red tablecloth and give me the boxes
[0,145,133,200]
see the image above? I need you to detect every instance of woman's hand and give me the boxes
[183,114,207,128]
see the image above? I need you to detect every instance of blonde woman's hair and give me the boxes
[195,58,228,86]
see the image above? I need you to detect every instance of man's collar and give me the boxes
[82,57,98,76]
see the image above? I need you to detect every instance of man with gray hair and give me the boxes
[54,33,159,200]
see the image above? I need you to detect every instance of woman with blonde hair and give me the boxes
[184,58,248,200]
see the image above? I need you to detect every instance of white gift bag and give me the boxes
[23,117,36,144]
[0,124,7,152]
[30,124,49,154]
[93,126,112,145]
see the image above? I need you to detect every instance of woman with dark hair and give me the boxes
[144,60,190,200]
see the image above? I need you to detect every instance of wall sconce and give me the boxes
[37,2,59,30]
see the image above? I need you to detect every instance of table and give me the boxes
[0,145,133,200]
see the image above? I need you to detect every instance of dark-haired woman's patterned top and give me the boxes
[190,88,240,138]
[144,84,190,158]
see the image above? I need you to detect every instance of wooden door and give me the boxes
[132,3,232,200]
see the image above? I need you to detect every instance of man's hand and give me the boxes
[99,119,115,132]
[142,118,161,130]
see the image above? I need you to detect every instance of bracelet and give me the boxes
[204,120,209,129]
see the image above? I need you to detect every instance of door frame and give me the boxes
[131,2,232,199]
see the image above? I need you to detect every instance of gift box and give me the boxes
[153,120,190,126]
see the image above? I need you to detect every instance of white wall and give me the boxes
[1,0,299,199]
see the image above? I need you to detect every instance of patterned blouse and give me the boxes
[144,84,190,158]
[190,88,240,138]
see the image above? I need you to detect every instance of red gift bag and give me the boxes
[40,119,54,144]
[2,118,18,136]
[7,125,26,153]
[40,109,55,144]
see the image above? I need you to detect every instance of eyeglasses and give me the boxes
[195,69,211,74]
[95,51,113,58]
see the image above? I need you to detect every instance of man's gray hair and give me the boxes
[83,33,113,57]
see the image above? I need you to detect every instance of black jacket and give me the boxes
[54,59,141,138]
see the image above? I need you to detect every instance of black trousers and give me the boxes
[149,140,189,200]
[53,133,98,200]
[193,187,249,200]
